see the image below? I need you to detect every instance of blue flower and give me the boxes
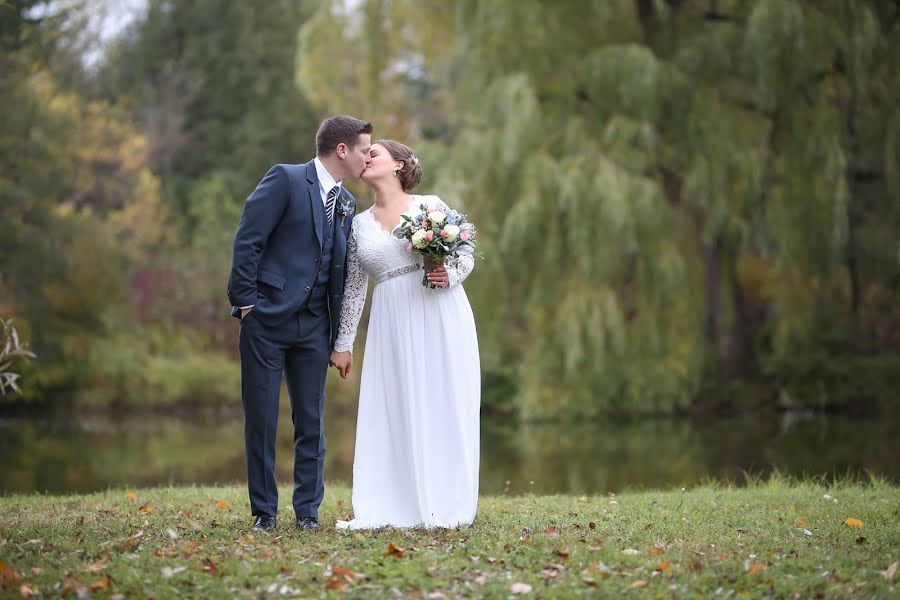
[337,195,355,225]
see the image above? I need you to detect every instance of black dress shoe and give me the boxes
[297,517,320,530]
[251,515,276,532]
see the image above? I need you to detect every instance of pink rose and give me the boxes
[440,230,448,238]
[424,230,434,242]
[459,230,470,241]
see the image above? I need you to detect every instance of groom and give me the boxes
[227,115,372,532]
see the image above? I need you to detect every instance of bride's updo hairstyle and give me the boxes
[376,139,423,192]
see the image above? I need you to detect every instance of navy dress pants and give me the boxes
[238,309,330,519]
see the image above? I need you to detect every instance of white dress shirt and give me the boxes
[241,158,343,311]
[314,156,343,207]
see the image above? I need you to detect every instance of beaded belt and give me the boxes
[374,263,420,284]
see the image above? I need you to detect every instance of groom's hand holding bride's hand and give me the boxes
[330,351,352,379]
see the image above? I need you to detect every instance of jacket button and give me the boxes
[315,257,321,263]
[304,285,311,292]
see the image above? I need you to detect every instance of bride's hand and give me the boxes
[330,351,353,379]
[426,265,450,289]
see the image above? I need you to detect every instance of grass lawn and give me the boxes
[0,477,897,598]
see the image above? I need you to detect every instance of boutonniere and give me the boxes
[337,195,355,226]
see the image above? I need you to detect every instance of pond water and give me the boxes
[1,406,897,496]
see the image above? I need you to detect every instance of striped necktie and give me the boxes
[325,185,339,226]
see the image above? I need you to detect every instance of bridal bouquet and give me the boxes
[393,203,477,287]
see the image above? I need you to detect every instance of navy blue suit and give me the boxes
[227,160,356,519]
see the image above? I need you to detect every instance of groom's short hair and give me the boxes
[316,116,373,156]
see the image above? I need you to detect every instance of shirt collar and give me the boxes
[313,157,341,193]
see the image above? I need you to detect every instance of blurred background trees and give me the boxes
[2,0,898,417]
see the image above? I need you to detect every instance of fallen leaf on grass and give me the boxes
[656,561,671,572]
[59,576,83,597]
[793,518,808,527]
[90,575,112,591]
[541,564,565,580]
[161,566,187,578]
[19,584,37,597]
[544,527,560,538]
[329,566,364,584]
[29,568,42,576]
[325,578,345,592]
[86,556,109,573]
[124,492,137,501]
[385,543,404,558]
[649,547,665,556]
[844,517,863,529]
[138,505,154,514]
[510,582,532,594]
[588,522,596,530]
[746,563,765,576]
[555,549,570,559]
[216,500,229,509]
[181,539,200,558]
[883,561,899,581]
[582,576,597,587]
[630,580,648,588]
[116,527,145,551]
[622,549,640,556]
[0,561,22,586]
[202,558,217,575]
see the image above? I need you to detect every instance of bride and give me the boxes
[329,139,480,529]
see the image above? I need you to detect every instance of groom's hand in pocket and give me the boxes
[330,351,352,379]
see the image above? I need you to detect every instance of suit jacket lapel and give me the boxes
[305,161,325,247]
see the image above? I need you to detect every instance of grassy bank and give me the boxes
[0,478,897,598]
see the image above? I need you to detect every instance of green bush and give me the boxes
[80,334,239,408]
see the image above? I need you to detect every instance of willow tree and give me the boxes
[298,0,899,416]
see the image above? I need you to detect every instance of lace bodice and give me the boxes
[333,195,475,353]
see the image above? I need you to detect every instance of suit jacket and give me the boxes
[227,160,356,348]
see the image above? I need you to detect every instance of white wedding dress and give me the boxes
[333,195,480,529]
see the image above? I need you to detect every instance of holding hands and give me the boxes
[330,351,353,379]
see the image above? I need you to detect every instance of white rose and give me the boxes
[427,211,447,226]
[441,224,460,242]
[411,229,429,249]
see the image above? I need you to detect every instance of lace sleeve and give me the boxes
[426,195,476,289]
[446,253,474,288]
[333,226,368,353]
